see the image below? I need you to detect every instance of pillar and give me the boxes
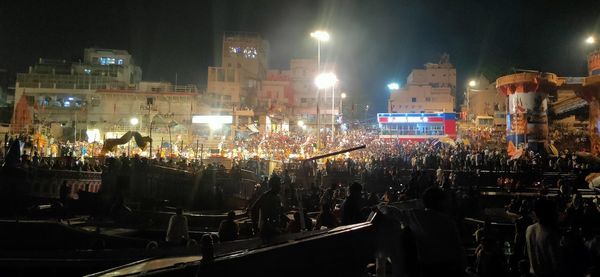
[577,50,600,154]
[496,72,558,153]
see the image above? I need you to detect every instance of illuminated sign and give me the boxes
[387,116,428,123]
[192,115,233,124]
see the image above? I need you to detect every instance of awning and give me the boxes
[247,124,259,133]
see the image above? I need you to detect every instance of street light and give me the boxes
[315,72,338,90]
[315,73,338,135]
[310,30,330,42]
[311,30,330,151]
[128,117,139,157]
[297,120,305,127]
[339,93,347,125]
[586,35,596,45]
[387,82,400,90]
[468,80,477,88]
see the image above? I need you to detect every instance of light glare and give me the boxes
[310,30,330,42]
[315,72,338,89]
[387,83,399,90]
[586,35,596,45]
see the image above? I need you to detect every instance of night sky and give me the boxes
[1,0,599,112]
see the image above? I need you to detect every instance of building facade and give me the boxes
[462,76,507,125]
[388,55,456,113]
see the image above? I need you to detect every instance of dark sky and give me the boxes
[1,0,599,112]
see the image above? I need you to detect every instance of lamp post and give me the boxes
[315,73,338,139]
[311,30,330,150]
[466,79,477,122]
[340,92,347,124]
[129,117,138,156]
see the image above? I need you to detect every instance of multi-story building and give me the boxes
[11,48,209,146]
[462,76,507,126]
[12,48,143,135]
[287,58,339,126]
[206,32,268,112]
[257,70,294,114]
[388,55,456,113]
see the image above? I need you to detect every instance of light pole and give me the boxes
[311,30,330,150]
[315,73,338,139]
[340,92,346,125]
[129,117,139,156]
[466,79,477,122]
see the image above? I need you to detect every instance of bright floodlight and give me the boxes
[310,30,330,42]
[209,121,223,130]
[130,117,139,126]
[341,92,347,99]
[586,35,596,44]
[387,83,399,90]
[468,80,477,88]
[297,120,305,127]
[315,72,338,89]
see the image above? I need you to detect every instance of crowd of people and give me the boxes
[4,126,600,276]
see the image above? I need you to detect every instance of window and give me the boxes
[425,97,431,102]
[99,57,116,65]
[146,97,154,105]
[411,97,416,102]
[117,59,124,65]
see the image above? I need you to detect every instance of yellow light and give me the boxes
[341,92,347,99]
[586,35,596,45]
[468,80,477,88]
[297,120,305,127]
[310,30,330,42]
[130,117,139,126]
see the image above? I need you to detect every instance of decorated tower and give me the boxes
[496,72,558,153]
[576,50,600,154]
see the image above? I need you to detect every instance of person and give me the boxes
[59,180,70,205]
[314,203,340,230]
[340,182,366,225]
[166,207,189,246]
[397,186,467,277]
[475,237,507,277]
[286,211,303,233]
[436,166,444,187]
[255,175,283,239]
[218,211,239,242]
[525,198,563,276]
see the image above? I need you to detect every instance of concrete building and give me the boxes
[206,32,268,112]
[462,75,507,126]
[258,70,294,114]
[287,58,339,125]
[388,54,456,113]
[12,48,143,135]
[11,48,210,146]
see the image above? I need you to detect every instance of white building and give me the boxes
[388,55,456,113]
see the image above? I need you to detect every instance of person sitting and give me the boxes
[218,211,239,242]
[286,211,302,233]
[314,203,340,230]
[166,207,189,246]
